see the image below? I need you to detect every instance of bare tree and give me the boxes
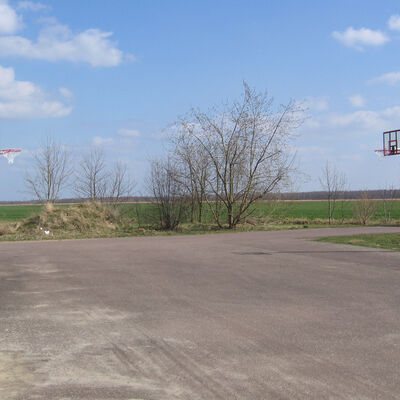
[173,82,304,228]
[148,158,188,230]
[74,148,135,203]
[74,148,109,201]
[108,161,135,203]
[353,191,378,225]
[319,162,347,224]
[382,184,397,223]
[25,139,72,203]
[170,133,209,223]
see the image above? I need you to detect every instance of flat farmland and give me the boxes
[0,204,43,221]
[1,200,400,224]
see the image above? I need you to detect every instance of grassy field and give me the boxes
[0,200,399,241]
[121,200,400,225]
[1,200,400,224]
[317,233,400,251]
[254,200,400,221]
[0,205,43,221]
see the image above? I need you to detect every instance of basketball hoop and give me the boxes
[0,149,22,164]
[375,130,400,156]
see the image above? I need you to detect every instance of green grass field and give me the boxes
[317,233,400,251]
[253,200,400,221]
[122,200,400,226]
[1,200,400,224]
[0,200,399,241]
[0,205,43,221]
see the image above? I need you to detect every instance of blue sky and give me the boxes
[1,0,400,200]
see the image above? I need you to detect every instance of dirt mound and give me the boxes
[13,202,121,237]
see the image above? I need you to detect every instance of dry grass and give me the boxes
[0,202,124,240]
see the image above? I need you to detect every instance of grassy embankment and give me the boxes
[0,200,399,241]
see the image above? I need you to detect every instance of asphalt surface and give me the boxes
[1,227,400,400]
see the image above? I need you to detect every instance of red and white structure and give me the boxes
[0,148,22,164]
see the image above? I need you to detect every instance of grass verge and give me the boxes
[0,201,398,242]
[0,202,360,241]
[3,200,400,224]
[317,233,400,251]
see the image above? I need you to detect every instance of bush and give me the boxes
[353,192,378,225]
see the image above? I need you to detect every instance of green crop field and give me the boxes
[0,205,44,221]
[121,200,400,224]
[0,204,74,222]
[254,200,400,221]
[1,200,400,224]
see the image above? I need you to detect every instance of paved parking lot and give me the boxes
[1,227,400,399]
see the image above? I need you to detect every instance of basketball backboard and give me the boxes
[381,130,400,156]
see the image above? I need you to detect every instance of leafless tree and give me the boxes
[148,158,188,230]
[353,191,378,225]
[108,161,135,203]
[173,82,304,228]
[382,184,397,223]
[319,162,347,224]
[74,148,109,201]
[25,139,72,203]
[169,133,209,223]
[75,148,135,203]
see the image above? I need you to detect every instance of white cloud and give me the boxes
[0,64,71,118]
[326,110,383,129]
[388,15,400,31]
[305,106,400,135]
[59,87,73,99]
[349,94,365,108]
[295,145,333,156]
[93,136,113,146]
[117,128,140,137]
[0,19,131,67]
[0,0,22,34]
[332,27,389,50]
[371,71,400,85]
[304,97,329,112]
[17,1,48,11]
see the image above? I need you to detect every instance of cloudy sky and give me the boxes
[0,0,400,200]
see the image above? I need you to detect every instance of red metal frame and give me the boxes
[380,130,400,156]
[0,148,21,155]
[0,148,21,164]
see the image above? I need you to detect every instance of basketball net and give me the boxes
[0,149,22,164]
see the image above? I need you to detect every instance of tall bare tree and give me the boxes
[74,148,109,201]
[173,82,304,228]
[319,162,347,224]
[74,148,135,202]
[108,161,135,202]
[25,139,72,203]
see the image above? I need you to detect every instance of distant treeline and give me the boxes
[278,190,400,200]
[0,197,153,205]
[0,190,399,205]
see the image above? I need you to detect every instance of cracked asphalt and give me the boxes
[1,226,400,399]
